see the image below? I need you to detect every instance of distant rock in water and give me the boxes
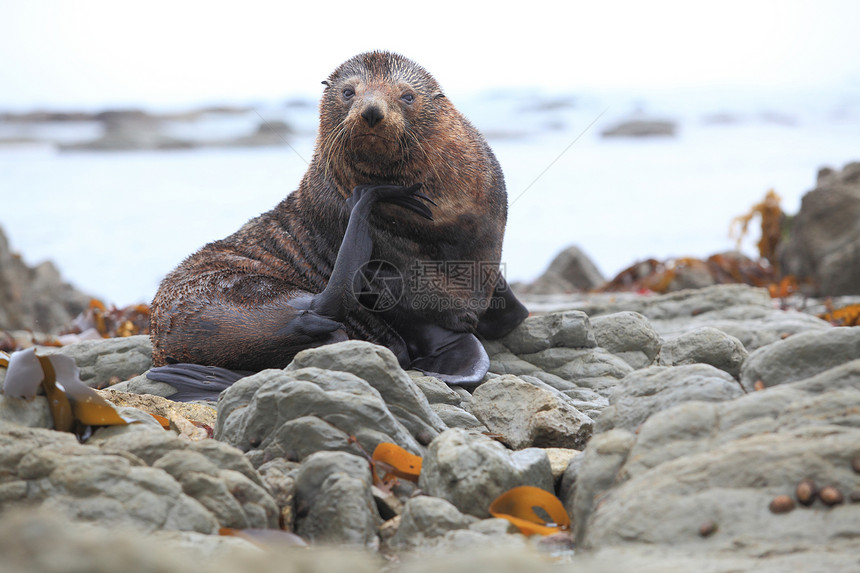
[60,108,196,152]
[232,119,294,147]
[779,161,860,296]
[0,226,91,333]
[515,245,605,294]
[601,118,677,138]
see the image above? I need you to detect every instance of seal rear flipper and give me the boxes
[147,363,253,402]
[476,275,529,339]
[409,331,490,387]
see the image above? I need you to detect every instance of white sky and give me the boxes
[2,0,859,110]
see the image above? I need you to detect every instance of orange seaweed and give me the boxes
[819,303,860,327]
[372,442,422,482]
[489,486,571,536]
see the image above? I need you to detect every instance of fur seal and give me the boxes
[148,51,528,400]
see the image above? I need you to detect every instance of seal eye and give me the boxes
[401,93,415,104]
[342,87,355,100]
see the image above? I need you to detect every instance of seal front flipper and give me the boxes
[476,275,529,339]
[147,363,252,402]
[311,182,430,320]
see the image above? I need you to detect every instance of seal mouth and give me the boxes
[354,133,393,143]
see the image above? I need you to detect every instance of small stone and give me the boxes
[754,380,766,391]
[780,332,791,339]
[852,456,860,474]
[544,448,580,481]
[849,490,860,503]
[769,495,795,514]
[819,486,843,506]
[795,479,817,506]
[698,520,718,537]
[379,515,401,542]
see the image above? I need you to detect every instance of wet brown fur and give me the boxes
[150,51,508,371]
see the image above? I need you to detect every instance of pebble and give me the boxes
[795,479,817,506]
[819,486,844,506]
[769,495,795,514]
[698,520,718,537]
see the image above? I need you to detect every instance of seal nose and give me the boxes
[361,105,385,128]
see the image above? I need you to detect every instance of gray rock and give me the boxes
[93,428,275,530]
[518,245,605,294]
[389,495,478,549]
[582,426,860,555]
[657,327,748,378]
[153,449,278,530]
[0,225,91,333]
[294,451,380,548]
[568,429,636,545]
[579,545,860,573]
[620,363,860,480]
[0,509,207,573]
[419,428,553,518]
[411,375,464,406]
[47,335,152,388]
[780,161,860,295]
[1,506,856,573]
[487,352,542,376]
[649,303,833,352]
[60,111,195,151]
[501,311,596,355]
[512,373,606,419]
[0,395,53,428]
[590,311,662,369]
[286,341,447,439]
[574,359,860,554]
[215,367,424,463]
[596,364,743,433]
[601,118,676,138]
[468,517,519,537]
[519,347,633,396]
[108,372,178,398]
[95,429,263,484]
[470,375,593,449]
[524,285,831,352]
[739,326,860,390]
[0,424,219,533]
[431,404,485,430]
[582,284,773,321]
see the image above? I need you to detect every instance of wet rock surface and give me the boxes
[1,283,858,571]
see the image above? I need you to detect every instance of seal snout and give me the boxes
[361,104,385,127]
[359,97,387,128]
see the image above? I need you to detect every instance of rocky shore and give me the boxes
[1,282,858,572]
[1,162,859,571]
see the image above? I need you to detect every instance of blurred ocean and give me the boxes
[1,86,858,306]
